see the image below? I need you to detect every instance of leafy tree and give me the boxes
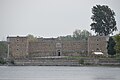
[114,33,120,54]
[0,41,7,58]
[27,34,38,42]
[58,29,91,41]
[73,29,92,40]
[107,37,116,55]
[58,35,73,40]
[73,29,82,40]
[0,41,7,64]
[90,5,117,36]
[81,30,92,40]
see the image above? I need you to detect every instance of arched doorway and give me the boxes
[57,50,61,56]
[56,42,62,56]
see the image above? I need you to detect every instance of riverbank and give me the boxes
[10,56,120,66]
[1,56,120,66]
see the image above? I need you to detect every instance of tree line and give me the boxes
[58,29,92,41]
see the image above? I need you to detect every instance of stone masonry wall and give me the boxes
[28,39,87,57]
[88,36,108,56]
[28,41,56,57]
[62,40,87,56]
[7,36,108,59]
[7,36,28,59]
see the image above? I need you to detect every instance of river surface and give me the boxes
[0,66,120,80]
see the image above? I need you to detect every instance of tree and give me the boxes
[73,29,92,40]
[58,29,91,41]
[0,41,7,64]
[73,29,82,40]
[0,41,7,58]
[58,35,73,40]
[81,30,92,40]
[27,34,38,42]
[90,5,117,36]
[114,33,120,54]
[107,37,116,55]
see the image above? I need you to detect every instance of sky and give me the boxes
[0,0,120,40]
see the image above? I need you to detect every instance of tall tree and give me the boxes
[90,5,117,36]
[107,37,116,55]
[114,33,120,54]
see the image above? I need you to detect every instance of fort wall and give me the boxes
[7,36,108,59]
[88,36,108,56]
[7,36,29,59]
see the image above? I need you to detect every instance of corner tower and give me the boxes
[7,36,29,59]
[88,36,108,56]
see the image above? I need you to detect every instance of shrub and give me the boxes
[79,58,84,64]
[10,60,14,64]
[0,58,6,64]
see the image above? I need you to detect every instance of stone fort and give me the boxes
[7,36,108,59]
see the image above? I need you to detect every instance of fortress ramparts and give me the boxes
[7,36,108,59]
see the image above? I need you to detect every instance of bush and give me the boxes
[0,58,6,64]
[10,60,14,64]
[115,54,120,59]
[79,58,84,64]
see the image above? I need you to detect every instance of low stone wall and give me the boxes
[14,57,80,66]
[13,57,120,66]
[84,58,120,66]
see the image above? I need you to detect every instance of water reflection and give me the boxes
[94,76,116,80]
[0,66,120,80]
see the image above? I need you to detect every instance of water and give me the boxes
[0,66,120,80]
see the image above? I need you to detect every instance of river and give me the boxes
[0,66,120,80]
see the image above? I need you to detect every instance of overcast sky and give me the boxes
[0,0,120,40]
